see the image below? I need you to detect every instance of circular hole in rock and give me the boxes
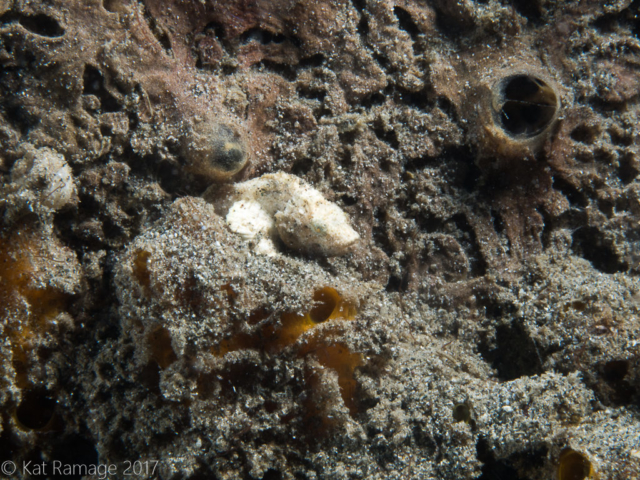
[309,287,340,323]
[15,389,56,430]
[557,449,595,480]
[493,74,558,137]
[452,403,472,423]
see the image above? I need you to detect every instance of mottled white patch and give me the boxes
[3,147,78,221]
[222,172,359,256]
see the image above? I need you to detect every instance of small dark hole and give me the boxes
[241,28,287,45]
[19,14,64,37]
[618,153,639,184]
[261,469,282,480]
[603,360,629,382]
[570,125,599,144]
[491,209,504,235]
[357,16,370,36]
[83,65,121,112]
[352,0,366,12]
[385,275,402,292]
[553,176,588,207]
[609,128,633,146]
[394,7,420,38]
[341,195,358,206]
[4,104,38,134]
[264,400,279,413]
[298,86,326,102]
[479,320,543,380]
[291,158,312,176]
[494,75,558,137]
[511,0,543,23]
[203,21,225,38]
[572,226,628,274]
[299,53,325,68]
[476,439,530,480]
[15,389,56,430]
[437,96,457,120]
[373,124,400,149]
[360,92,386,108]
[452,403,471,422]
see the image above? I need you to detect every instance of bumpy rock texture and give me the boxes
[0,0,639,479]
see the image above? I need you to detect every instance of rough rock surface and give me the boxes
[0,0,639,479]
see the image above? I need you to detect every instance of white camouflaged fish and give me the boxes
[220,172,360,256]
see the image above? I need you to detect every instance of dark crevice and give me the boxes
[297,86,326,102]
[432,3,476,40]
[609,128,633,146]
[141,3,172,53]
[372,209,395,262]
[291,158,313,176]
[373,52,390,71]
[203,21,225,39]
[200,21,229,49]
[491,209,505,235]
[592,0,640,33]
[83,65,122,113]
[261,469,283,480]
[552,176,589,207]
[372,123,400,150]
[618,153,639,184]
[341,194,358,206]
[475,291,517,320]
[339,129,358,145]
[351,0,366,13]
[511,0,543,24]
[241,28,291,46]
[437,96,458,120]
[570,124,599,144]
[256,60,297,81]
[396,87,432,110]
[358,91,386,109]
[599,359,636,406]
[405,146,478,191]
[385,274,403,292]
[479,320,544,380]
[357,15,370,36]
[4,104,39,135]
[477,440,546,480]
[1,13,66,37]
[593,15,617,33]
[414,211,446,235]
[404,154,438,172]
[221,63,238,76]
[299,53,325,68]
[476,439,528,480]
[631,0,640,40]
[394,7,420,39]
[572,227,628,274]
